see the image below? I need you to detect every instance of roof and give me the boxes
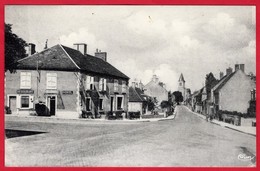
[212,72,235,92]
[129,87,146,102]
[16,44,129,79]
[179,73,185,82]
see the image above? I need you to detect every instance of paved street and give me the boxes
[5,106,256,167]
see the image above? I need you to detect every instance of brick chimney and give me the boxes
[132,81,136,88]
[220,72,224,79]
[26,43,36,56]
[235,64,240,72]
[226,67,233,76]
[74,43,87,55]
[139,81,144,90]
[152,75,159,83]
[240,64,245,72]
[95,49,107,61]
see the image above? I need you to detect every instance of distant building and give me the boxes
[128,81,148,115]
[178,73,191,104]
[211,64,256,114]
[5,43,129,119]
[143,75,168,105]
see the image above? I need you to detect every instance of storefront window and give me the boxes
[21,96,29,108]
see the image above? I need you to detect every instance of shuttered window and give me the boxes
[122,81,126,93]
[20,72,31,89]
[99,78,107,91]
[114,79,118,92]
[86,76,94,90]
[46,73,57,89]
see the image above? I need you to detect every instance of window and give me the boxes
[179,82,182,86]
[86,98,91,111]
[114,79,118,92]
[122,81,126,93]
[116,96,124,110]
[21,96,29,108]
[99,99,104,110]
[46,73,57,89]
[20,72,31,89]
[99,78,107,91]
[86,76,94,90]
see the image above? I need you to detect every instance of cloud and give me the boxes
[113,58,179,91]
[60,28,107,55]
[201,12,252,49]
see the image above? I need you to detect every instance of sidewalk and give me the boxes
[5,112,176,124]
[185,106,256,136]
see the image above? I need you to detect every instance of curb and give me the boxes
[5,114,175,123]
[183,106,256,137]
[224,126,256,137]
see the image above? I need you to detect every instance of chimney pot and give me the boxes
[220,72,224,79]
[235,64,240,71]
[73,43,87,55]
[226,67,233,76]
[95,50,107,62]
[26,43,36,56]
[240,64,245,72]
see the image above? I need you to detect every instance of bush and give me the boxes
[128,111,140,119]
[35,103,50,116]
[81,111,93,119]
[5,106,12,114]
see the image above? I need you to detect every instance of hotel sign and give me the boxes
[17,89,34,94]
[62,91,73,95]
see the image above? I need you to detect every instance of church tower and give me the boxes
[178,73,186,101]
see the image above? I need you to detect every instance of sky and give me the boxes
[5,5,256,92]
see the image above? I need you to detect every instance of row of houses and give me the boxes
[191,64,256,117]
[5,43,169,119]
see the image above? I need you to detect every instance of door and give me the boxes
[110,97,114,111]
[9,96,17,114]
[47,96,56,116]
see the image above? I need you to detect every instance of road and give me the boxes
[5,106,256,167]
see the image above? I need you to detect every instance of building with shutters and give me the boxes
[5,43,129,119]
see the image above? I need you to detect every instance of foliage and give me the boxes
[160,100,171,109]
[172,91,183,104]
[147,97,158,111]
[205,72,218,99]
[5,23,27,73]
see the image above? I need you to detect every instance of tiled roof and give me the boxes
[129,87,146,102]
[16,44,129,79]
[212,72,236,92]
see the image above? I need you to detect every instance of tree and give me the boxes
[172,91,183,105]
[205,72,218,99]
[5,23,27,73]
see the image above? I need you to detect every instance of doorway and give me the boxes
[47,96,56,116]
[9,96,17,114]
[110,96,114,111]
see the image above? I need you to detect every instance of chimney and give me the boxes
[235,64,240,71]
[163,83,166,89]
[226,67,233,76]
[95,49,107,61]
[139,81,144,90]
[73,43,87,55]
[240,64,245,72]
[152,75,157,82]
[220,72,224,79]
[132,82,136,88]
[26,43,36,56]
